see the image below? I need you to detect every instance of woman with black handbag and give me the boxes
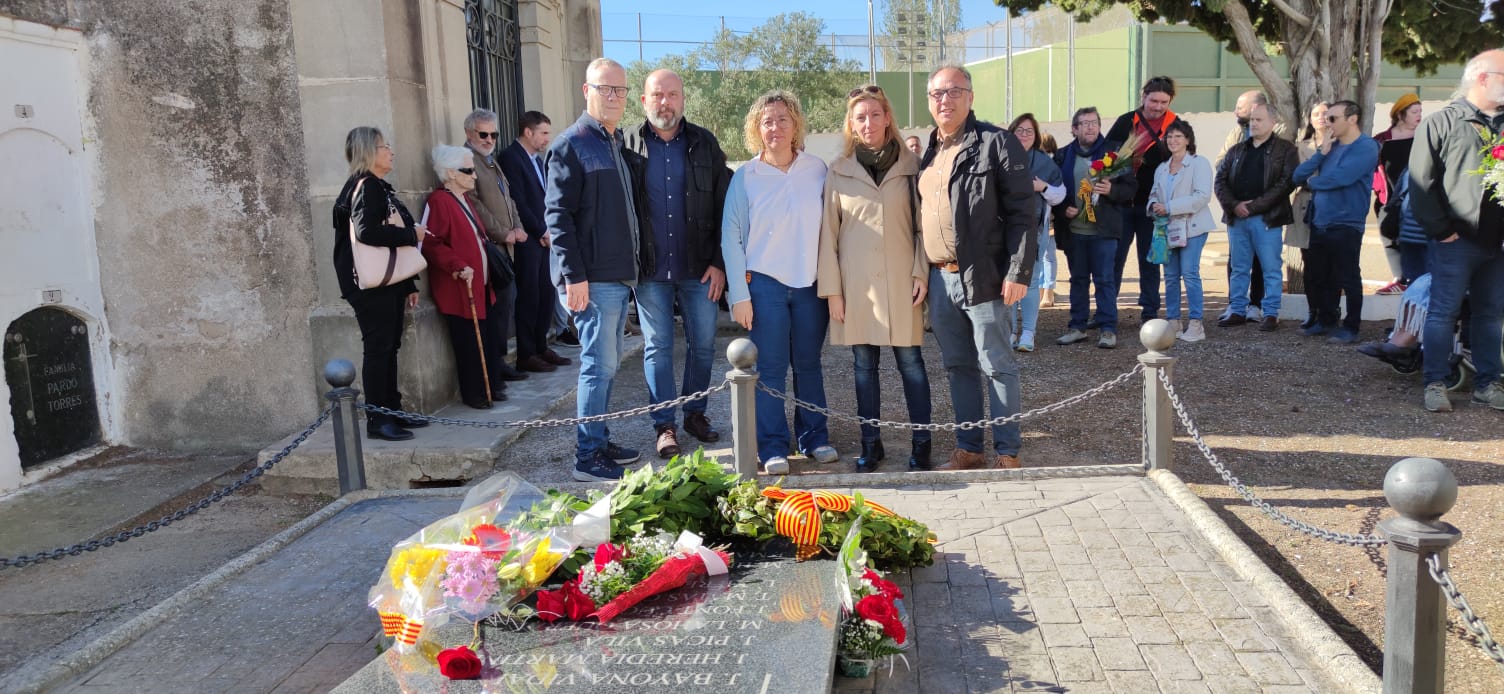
[334,126,427,442]
[423,145,511,409]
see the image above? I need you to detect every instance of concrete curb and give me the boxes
[1148,468,1382,694]
[772,463,1145,488]
[3,490,408,694]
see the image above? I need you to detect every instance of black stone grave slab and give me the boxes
[5,308,100,467]
[335,551,841,693]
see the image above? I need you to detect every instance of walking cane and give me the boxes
[466,275,492,407]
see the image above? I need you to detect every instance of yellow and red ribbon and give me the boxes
[379,611,424,645]
[1078,178,1097,223]
[760,488,898,559]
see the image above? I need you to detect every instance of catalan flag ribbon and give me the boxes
[378,611,424,645]
[760,488,898,559]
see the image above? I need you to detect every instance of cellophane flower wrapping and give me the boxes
[369,473,595,652]
[835,518,911,662]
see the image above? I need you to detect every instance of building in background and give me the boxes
[0,0,602,492]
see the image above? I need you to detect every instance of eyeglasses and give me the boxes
[475,131,498,140]
[927,87,972,102]
[849,85,883,98]
[1073,120,1100,128]
[457,167,475,175]
[587,83,630,98]
[1014,127,1036,135]
[1325,114,1349,123]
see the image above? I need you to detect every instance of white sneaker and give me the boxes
[762,457,790,475]
[1246,306,1264,321]
[1179,320,1206,343]
[811,445,840,464]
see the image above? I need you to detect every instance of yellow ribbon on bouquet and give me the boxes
[1079,178,1097,223]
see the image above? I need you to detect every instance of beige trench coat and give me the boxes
[816,148,928,347]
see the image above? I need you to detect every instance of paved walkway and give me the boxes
[45,474,1341,694]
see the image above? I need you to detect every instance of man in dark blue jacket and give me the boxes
[546,57,656,481]
[1293,99,1380,344]
[500,110,567,374]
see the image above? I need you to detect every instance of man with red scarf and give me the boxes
[1106,76,1178,323]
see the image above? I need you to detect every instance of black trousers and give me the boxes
[1306,225,1364,331]
[347,285,411,427]
[444,294,507,404]
[513,238,555,360]
[488,280,515,367]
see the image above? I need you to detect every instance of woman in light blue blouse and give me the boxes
[722,90,837,474]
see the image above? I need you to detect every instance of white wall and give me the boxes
[0,19,113,492]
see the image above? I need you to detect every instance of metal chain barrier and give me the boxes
[756,363,1144,431]
[1155,368,1388,547]
[0,405,335,571]
[361,379,731,429]
[1427,553,1504,672]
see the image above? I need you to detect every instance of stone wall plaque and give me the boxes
[335,550,841,693]
[5,308,100,468]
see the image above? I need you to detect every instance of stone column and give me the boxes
[1380,457,1461,694]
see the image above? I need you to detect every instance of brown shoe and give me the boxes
[542,349,572,366]
[995,454,1021,469]
[655,424,681,459]
[937,449,988,471]
[1258,316,1279,332]
[518,355,557,373]
[683,412,721,443]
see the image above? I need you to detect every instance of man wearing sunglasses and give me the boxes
[463,109,537,384]
[1292,100,1380,345]
[546,57,656,482]
[1409,49,1504,414]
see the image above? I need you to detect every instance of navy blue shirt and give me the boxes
[644,128,690,281]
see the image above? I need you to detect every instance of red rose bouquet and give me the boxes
[1078,131,1145,223]
[836,519,910,674]
[534,530,732,624]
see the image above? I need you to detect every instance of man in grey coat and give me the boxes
[1409,49,1504,413]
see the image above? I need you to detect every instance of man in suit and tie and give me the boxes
[499,110,571,373]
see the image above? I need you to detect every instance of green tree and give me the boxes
[994,0,1502,132]
[626,12,863,160]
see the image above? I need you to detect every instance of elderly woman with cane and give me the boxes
[423,144,507,409]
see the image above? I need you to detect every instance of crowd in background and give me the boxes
[330,49,1504,479]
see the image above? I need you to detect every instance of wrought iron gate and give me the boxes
[465,0,523,140]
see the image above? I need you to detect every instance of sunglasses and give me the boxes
[848,85,883,98]
[457,167,476,175]
[475,131,498,140]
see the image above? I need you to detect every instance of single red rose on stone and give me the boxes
[436,645,483,679]
[882,616,907,644]
[1492,144,1504,161]
[594,542,627,571]
[856,594,898,625]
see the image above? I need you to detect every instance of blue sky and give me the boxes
[601,1,1011,67]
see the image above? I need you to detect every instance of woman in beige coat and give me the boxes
[817,85,932,473]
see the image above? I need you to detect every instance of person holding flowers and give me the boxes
[1106,76,1179,323]
[1408,49,1504,413]
[817,85,933,472]
[1054,107,1138,349]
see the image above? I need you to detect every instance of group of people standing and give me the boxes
[332,48,1504,474]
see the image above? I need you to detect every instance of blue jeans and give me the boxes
[1067,233,1119,332]
[1163,232,1208,321]
[748,273,830,462]
[1227,217,1285,317]
[635,278,720,427]
[1115,209,1162,317]
[1399,241,1428,285]
[928,268,1023,456]
[1015,230,1054,336]
[852,344,932,444]
[572,281,632,462]
[1423,235,1504,388]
